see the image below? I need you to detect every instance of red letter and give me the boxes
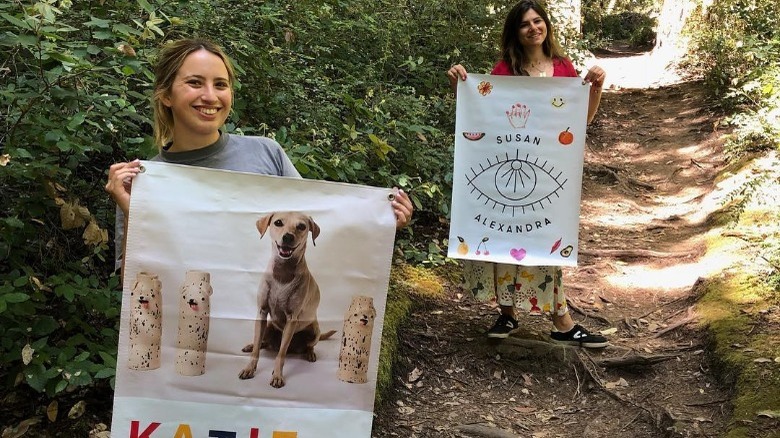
[130,421,161,438]
[250,429,259,438]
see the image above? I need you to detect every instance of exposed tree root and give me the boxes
[454,424,520,438]
[595,353,679,368]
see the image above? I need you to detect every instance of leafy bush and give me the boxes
[686,0,780,290]
[0,0,162,396]
[590,12,657,48]
[582,0,660,49]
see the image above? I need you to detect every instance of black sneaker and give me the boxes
[487,314,519,339]
[550,324,609,348]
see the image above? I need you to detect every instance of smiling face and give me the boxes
[517,9,547,50]
[162,49,233,151]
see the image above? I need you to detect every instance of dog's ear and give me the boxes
[308,216,320,246]
[256,213,274,238]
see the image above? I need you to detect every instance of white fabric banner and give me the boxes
[448,74,589,266]
[111,161,397,437]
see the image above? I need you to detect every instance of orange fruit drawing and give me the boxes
[558,128,574,145]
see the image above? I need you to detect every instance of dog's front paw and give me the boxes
[305,349,317,362]
[238,366,257,380]
[270,371,285,388]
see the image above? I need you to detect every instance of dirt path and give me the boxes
[372,54,732,437]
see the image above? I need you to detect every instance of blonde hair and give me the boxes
[152,39,237,149]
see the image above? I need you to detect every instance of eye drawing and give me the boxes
[466,150,567,216]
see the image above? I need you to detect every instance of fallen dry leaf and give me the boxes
[408,367,422,383]
[30,277,51,293]
[753,358,772,363]
[21,344,34,365]
[397,406,415,415]
[46,401,58,422]
[513,406,537,414]
[0,154,10,166]
[60,202,83,229]
[67,400,86,419]
[757,410,780,419]
[83,220,108,246]
[605,377,629,389]
[2,417,41,438]
[600,327,618,336]
[117,44,136,57]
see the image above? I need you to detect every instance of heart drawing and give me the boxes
[510,248,526,261]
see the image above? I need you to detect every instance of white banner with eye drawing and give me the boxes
[448,74,589,266]
[111,161,397,438]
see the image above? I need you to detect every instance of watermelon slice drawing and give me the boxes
[462,132,486,141]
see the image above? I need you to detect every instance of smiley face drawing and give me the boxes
[551,97,565,108]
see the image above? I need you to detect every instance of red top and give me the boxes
[491,57,578,77]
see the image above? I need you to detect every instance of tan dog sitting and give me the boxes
[239,212,333,388]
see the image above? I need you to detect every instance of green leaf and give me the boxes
[25,364,47,392]
[84,16,111,28]
[66,113,86,130]
[94,368,115,379]
[98,351,117,368]
[3,292,30,303]
[112,23,139,37]
[48,52,77,65]
[92,30,113,40]
[54,379,68,394]
[0,32,39,47]
[137,0,155,14]
[36,3,59,23]
[14,148,32,158]
[74,351,90,362]
[4,217,24,228]
[32,316,60,336]
[1,13,32,30]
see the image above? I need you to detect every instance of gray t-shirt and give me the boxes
[114,133,300,269]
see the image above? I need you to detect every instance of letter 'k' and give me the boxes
[130,421,161,438]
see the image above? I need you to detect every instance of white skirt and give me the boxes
[462,261,568,316]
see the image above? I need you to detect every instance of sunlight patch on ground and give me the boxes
[583,186,711,229]
[585,50,686,89]
[606,252,734,289]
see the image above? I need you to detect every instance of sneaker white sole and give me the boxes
[551,339,609,348]
[487,328,519,339]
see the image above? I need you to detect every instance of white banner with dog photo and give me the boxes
[448,74,589,266]
[111,161,397,437]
